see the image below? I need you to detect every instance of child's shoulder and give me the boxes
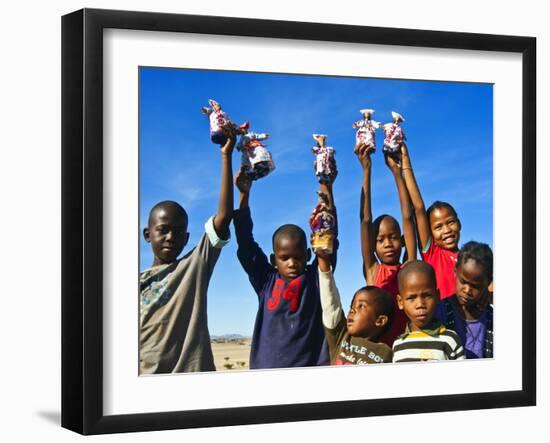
[436,324,462,344]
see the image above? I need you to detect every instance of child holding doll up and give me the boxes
[357,142,417,347]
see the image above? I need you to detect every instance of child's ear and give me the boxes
[375,315,389,327]
[143,228,151,243]
[435,289,441,303]
[306,248,312,262]
[396,294,404,310]
[270,253,276,267]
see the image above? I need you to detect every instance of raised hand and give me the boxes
[384,151,402,175]
[354,142,372,169]
[234,167,252,194]
[220,131,236,156]
[310,233,332,272]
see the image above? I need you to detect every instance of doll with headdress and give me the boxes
[200,99,250,145]
[312,134,337,184]
[352,108,381,153]
[309,191,336,254]
[236,127,275,181]
[383,112,406,157]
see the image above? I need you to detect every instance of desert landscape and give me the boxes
[211,335,252,371]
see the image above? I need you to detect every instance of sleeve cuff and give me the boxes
[318,267,334,280]
[205,216,230,249]
[421,236,432,254]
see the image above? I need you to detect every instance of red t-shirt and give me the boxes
[420,237,458,300]
[373,263,409,347]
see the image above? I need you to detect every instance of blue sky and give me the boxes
[139,67,493,336]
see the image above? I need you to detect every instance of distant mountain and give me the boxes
[211,334,250,340]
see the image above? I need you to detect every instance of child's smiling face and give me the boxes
[144,204,189,266]
[429,206,461,251]
[398,270,439,332]
[455,258,489,307]
[375,216,402,265]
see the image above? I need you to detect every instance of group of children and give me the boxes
[139,116,494,374]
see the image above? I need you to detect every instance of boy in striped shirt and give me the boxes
[393,260,465,363]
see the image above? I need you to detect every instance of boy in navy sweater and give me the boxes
[233,168,337,369]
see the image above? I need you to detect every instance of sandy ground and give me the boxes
[211,339,252,371]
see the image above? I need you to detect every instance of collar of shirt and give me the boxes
[400,318,446,339]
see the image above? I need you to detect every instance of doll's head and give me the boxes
[313,133,327,148]
[208,99,221,112]
[360,108,375,120]
[391,111,405,124]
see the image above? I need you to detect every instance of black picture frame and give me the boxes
[61,8,536,435]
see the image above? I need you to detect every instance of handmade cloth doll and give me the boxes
[236,129,275,180]
[312,134,337,184]
[352,108,381,152]
[309,192,336,254]
[383,112,406,156]
[200,99,249,145]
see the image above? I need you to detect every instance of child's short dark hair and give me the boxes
[426,201,458,221]
[354,286,395,334]
[397,260,437,293]
[148,200,188,226]
[457,241,493,282]
[272,224,307,250]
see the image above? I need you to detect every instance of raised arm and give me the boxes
[355,143,377,283]
[318,155,339,269]
[315,248,343,330]
[385,154,417,262]
[212,133,236,239]
[235,166,252,210]
[401,143,431,250]
[233,168,271,295]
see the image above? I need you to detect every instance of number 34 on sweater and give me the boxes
[267,278,301,312]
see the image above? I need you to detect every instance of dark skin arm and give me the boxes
[385,153,417,262]
[213,132,236,239]
[401,143,431,250]
[235,167,252,210]
[355,142,378,284]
